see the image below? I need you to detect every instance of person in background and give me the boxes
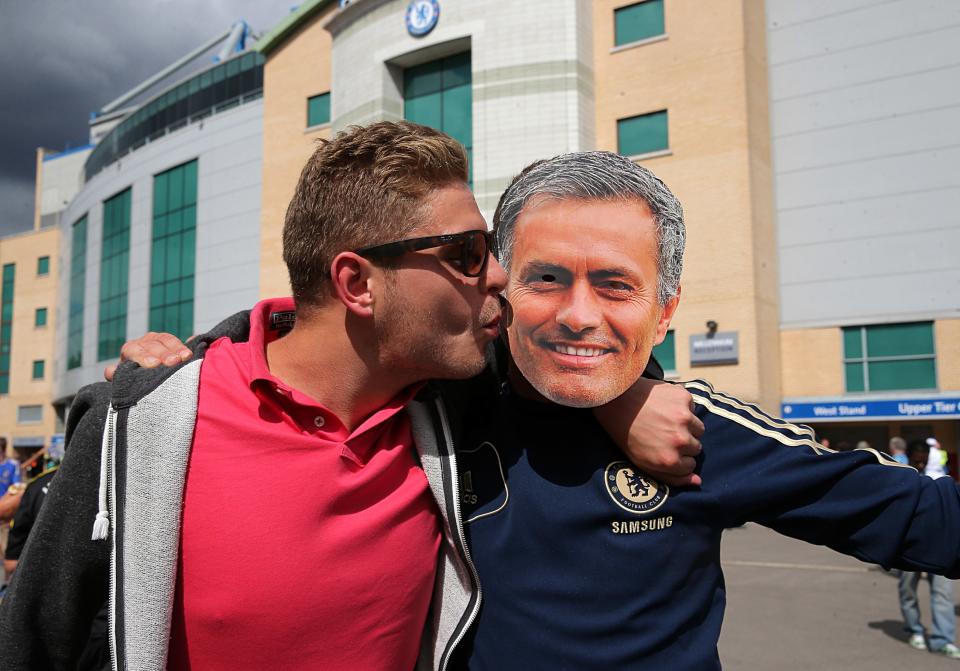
[0,439,20,500]
[889,436,908,465]
[926,437,949,479]
[0,438,23,577]
[898,440,960,659]
[3,464,58,582]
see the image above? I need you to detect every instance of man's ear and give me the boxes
[653,285,681,345]
[330,252,376,318]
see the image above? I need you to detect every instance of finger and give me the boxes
[688,414,705,439]
[118,342,161,367]
[155,331,190,354]
[655,469,702,488]
[145,333,189,365]
[103,364,117,382]
[130,335,183,366]
[652,454,698,477]
[679,437,702,457]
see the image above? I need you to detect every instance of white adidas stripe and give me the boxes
[685,380,817,441]
[688,387,913,470]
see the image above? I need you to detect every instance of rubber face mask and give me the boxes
[504,198,677,408]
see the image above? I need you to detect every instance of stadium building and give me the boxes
[49,0,960,461]
[52,24,265,411]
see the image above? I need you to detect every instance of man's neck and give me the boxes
[264,307,412,433]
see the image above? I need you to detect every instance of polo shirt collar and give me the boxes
[242,297,422,455]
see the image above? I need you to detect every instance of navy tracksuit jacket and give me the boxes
[453,380,960,670]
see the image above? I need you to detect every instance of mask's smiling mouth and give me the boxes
[536,340,615,368]
[551,344,607,357]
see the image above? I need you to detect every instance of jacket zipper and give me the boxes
[435,397,482,671]
[105,405,120,671]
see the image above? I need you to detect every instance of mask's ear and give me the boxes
[654,285,681,345]
[330,252,376,318]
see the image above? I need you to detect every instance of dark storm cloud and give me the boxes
[0,1,286,236]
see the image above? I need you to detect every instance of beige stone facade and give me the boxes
[935,319,960,392]
[0,227,60,457]
[778,328,844,399]
[259,4,336,298]
[593,0,779,409]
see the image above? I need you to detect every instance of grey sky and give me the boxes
[0,1,290,237]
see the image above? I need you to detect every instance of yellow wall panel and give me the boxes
[260,7,336,298]
[779,328,844,398]
[594,0,778,406]
[936,318,960,392]
[0,228,60,454]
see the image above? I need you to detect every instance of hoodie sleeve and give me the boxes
[0,383,112,669]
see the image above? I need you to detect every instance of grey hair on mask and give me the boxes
[493,151,685,305]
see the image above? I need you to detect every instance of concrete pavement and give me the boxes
[720,523,960,669]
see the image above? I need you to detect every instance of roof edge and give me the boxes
[254,0,338,56]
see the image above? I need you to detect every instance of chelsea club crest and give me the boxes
[406,0,440,37]
[605,461,669,515]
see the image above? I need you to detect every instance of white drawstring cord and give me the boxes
[91,406,113,541]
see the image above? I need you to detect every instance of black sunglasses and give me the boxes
[355,230,497,278]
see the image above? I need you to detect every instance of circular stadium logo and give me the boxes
[406,0,440,37]
[605,461,669,515]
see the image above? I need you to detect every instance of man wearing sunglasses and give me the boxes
[0,121,698,670]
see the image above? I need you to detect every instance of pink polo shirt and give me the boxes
[167,298,441,670]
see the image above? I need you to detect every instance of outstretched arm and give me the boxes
[594,378,704,487]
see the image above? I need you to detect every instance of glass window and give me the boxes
[307,92,331,128]
[0,263,13,394]
[652,330,676,372]
[842,322,936,392]
[32,360,45,380]
[35,307,47,327]
[83,53,264,181]
[405,52,472,184]
[99,189,132,361]
[37,256,50,276]
[68,215,88,370]
[150,161,197,340]
[16,405,42,424]
[618,110,669,157]
[615,0,665,46]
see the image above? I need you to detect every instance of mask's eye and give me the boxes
[540,274,556,283]
[602,281,632,291]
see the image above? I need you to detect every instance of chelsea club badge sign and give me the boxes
[406,0,440,37]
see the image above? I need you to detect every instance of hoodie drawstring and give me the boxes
[92,405,114,541]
